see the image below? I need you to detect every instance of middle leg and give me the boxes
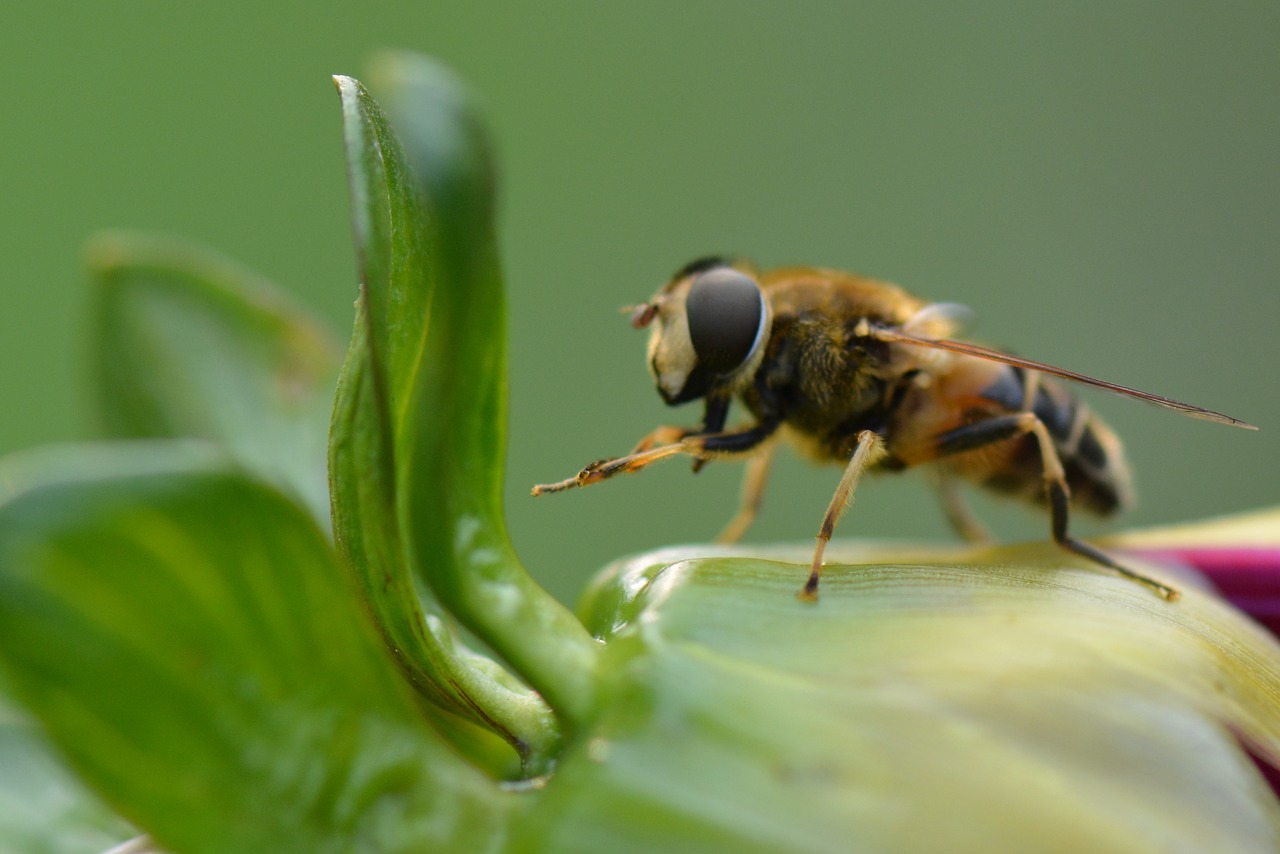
[715,441,778,544]
[798,430,886,603]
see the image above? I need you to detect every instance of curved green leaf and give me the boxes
[517,543,1280,852]
[366,49,600,730]
[0,443,515,853]
[329,295,552,770]
[88,232,342,526]
[330,56,597,762]
[332,73,560,770]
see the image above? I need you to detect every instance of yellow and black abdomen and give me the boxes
[976,366,1134,517]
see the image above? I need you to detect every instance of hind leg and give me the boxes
[933,471,995,545]
[928,413,1178,601]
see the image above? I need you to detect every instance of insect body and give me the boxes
[532,258,1255,602]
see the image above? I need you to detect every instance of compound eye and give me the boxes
[685,268,766,376]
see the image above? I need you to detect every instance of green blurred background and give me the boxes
[1,2,1276,603]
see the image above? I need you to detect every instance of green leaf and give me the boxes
[0,443,515,853]
[331,71,560,770]
[329,295,553,771]
[368,50,600,728]
[523,543,1280,852]
[88,232,342,527]
[330,55,597,757]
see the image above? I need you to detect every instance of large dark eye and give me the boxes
[685,268,766,376]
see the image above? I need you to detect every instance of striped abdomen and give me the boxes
[977,366,1134,516]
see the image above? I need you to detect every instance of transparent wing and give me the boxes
[873,327,1256,430]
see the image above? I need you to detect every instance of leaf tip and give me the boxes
[332,74,358,96]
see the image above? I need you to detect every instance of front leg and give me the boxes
[633,393,732,458]
[531,419,779,496]
[630,424,698,454]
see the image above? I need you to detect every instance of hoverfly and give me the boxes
[532,258,1255,602]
